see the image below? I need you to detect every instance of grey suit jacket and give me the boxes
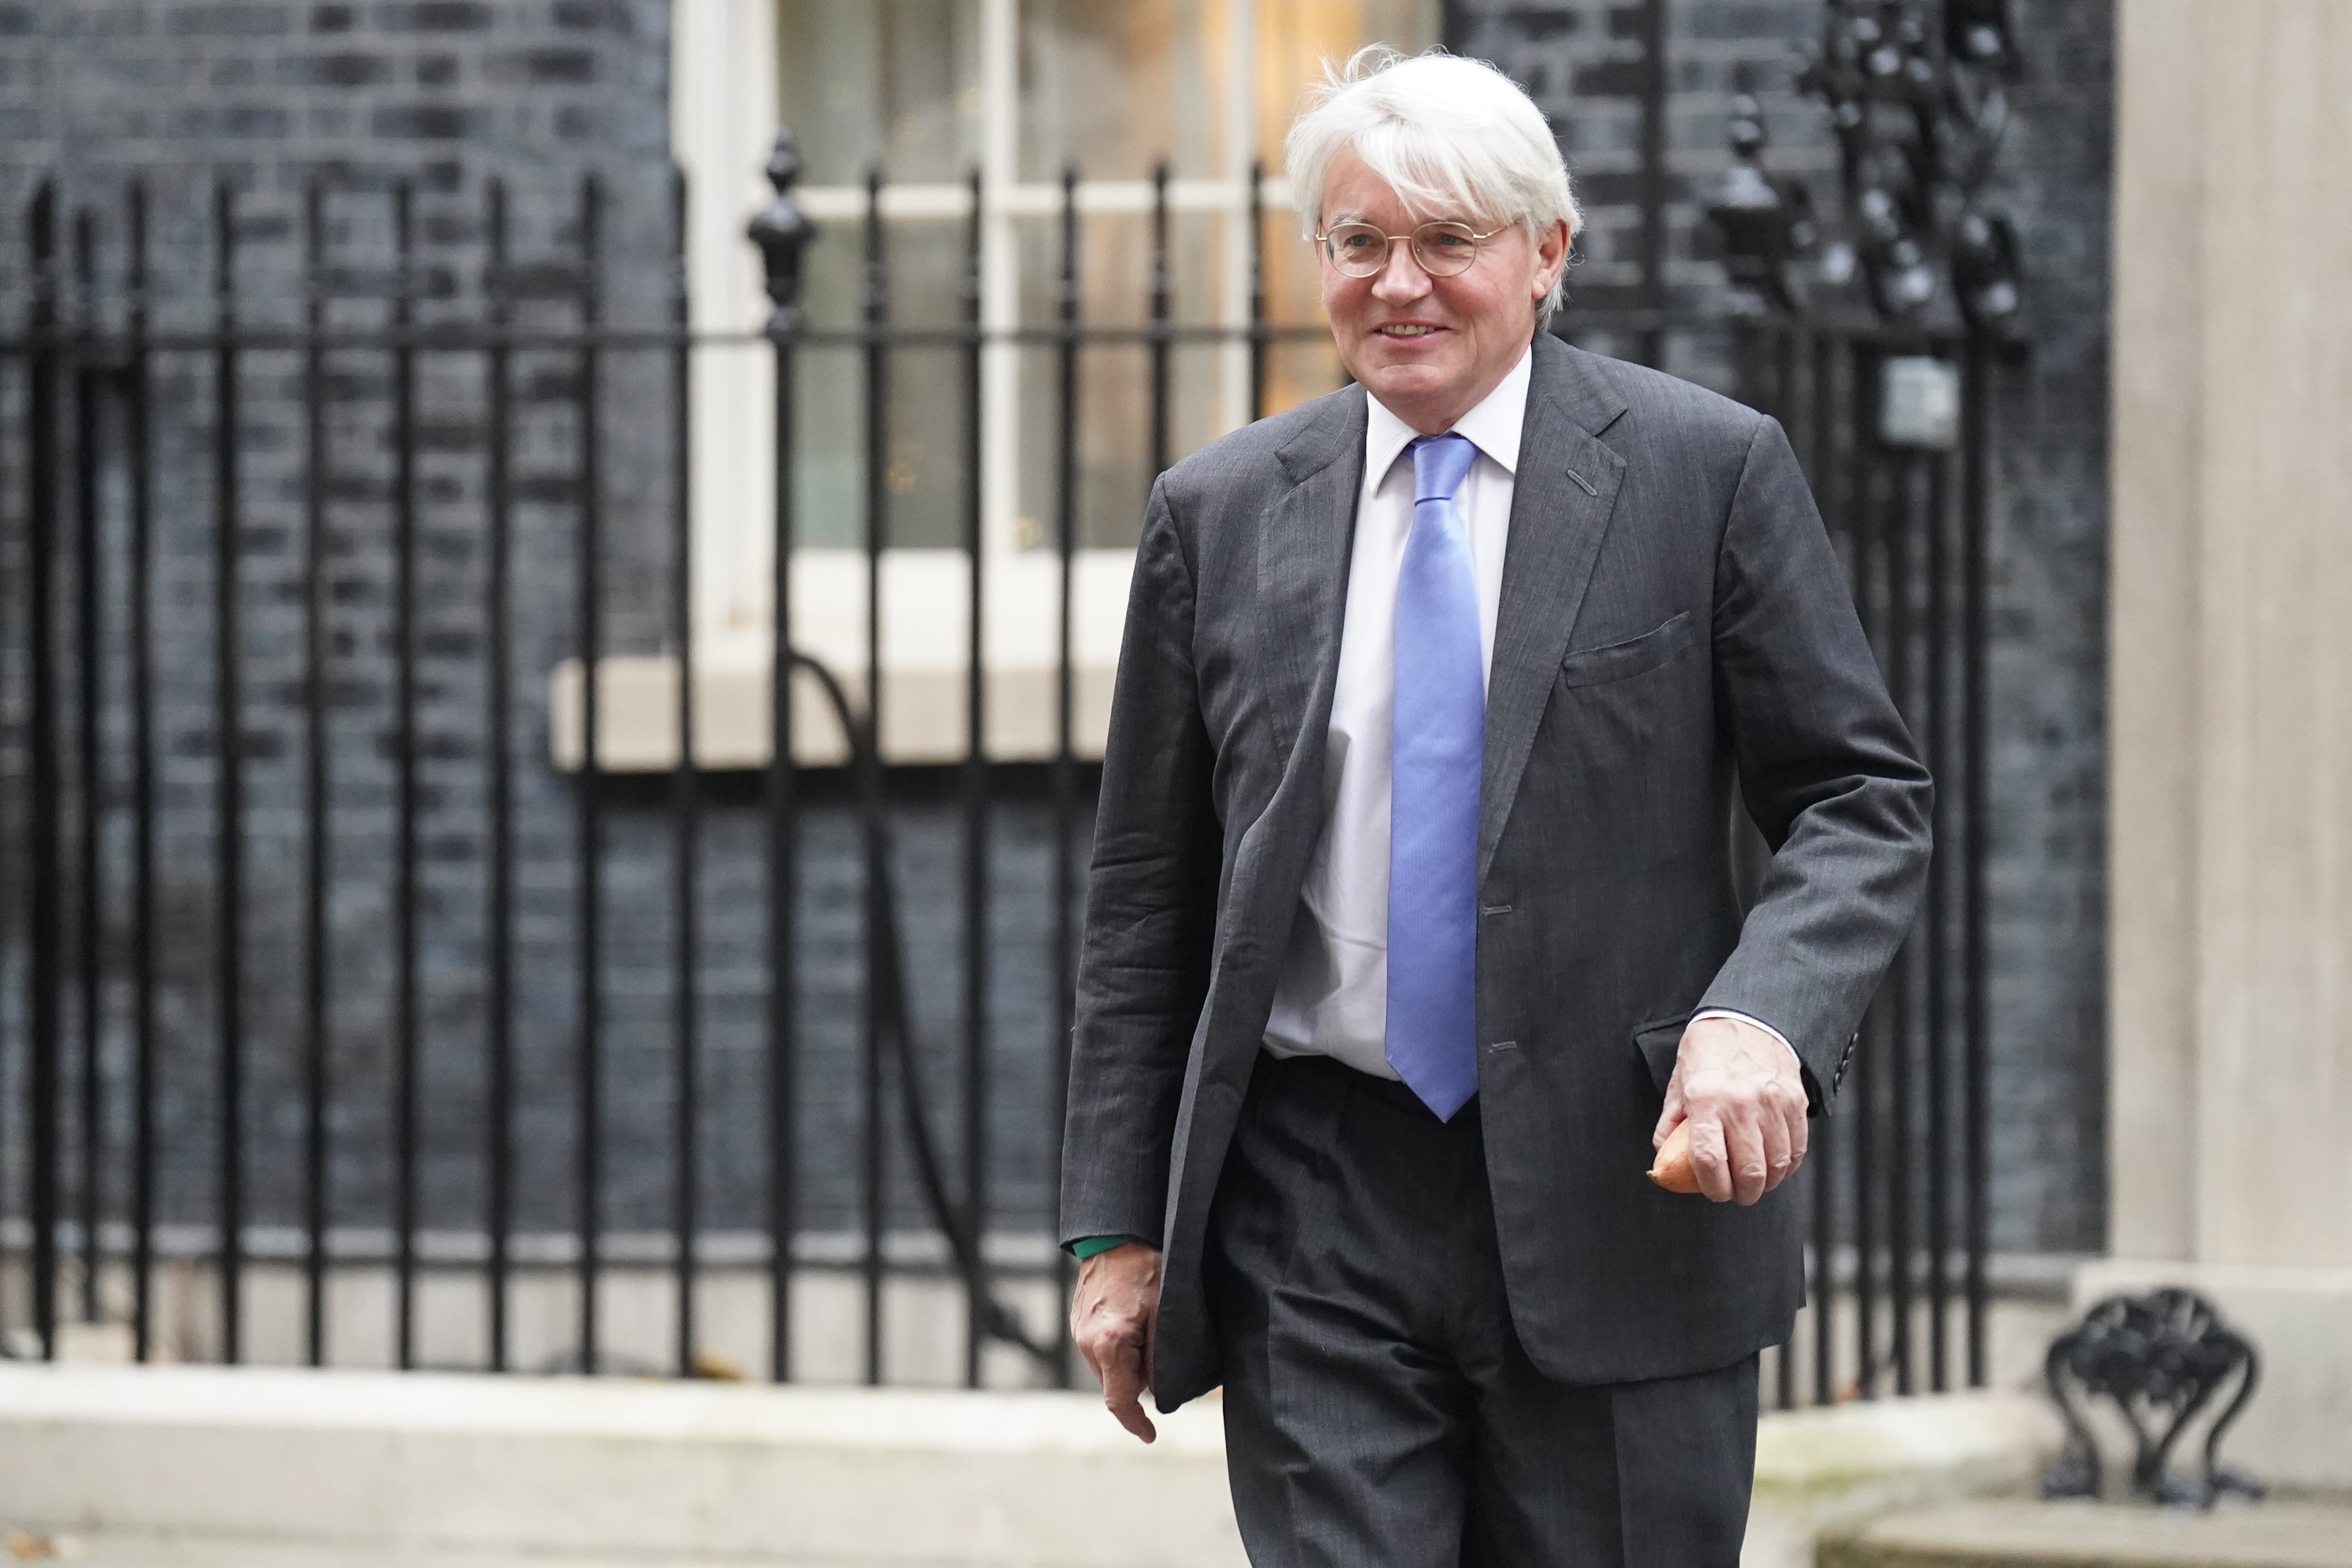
[1060,332,1932,1411]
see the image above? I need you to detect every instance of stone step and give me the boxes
[0,1364,2061,1568]
[1819,1500,2352,1568]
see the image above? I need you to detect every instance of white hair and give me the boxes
[1284,47,1580,330]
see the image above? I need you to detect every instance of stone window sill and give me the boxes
[549,548,1133,771]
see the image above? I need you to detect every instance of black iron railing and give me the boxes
[1735,316,2002,1402]
[1,108,2006,1401]
[0,147,1347,1387]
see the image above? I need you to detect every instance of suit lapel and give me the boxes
[1258,387,1368,775]
[1479,337,1630,882]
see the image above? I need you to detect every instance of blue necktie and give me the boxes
[1387,434,1482,1120]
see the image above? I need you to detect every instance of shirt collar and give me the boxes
[1363,343,1534,489]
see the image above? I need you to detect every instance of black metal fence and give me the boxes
[1736,316,2002,1401]
[1,124,2003,1402]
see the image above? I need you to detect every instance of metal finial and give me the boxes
[747,128,816,341]
[1707,96,1804,314]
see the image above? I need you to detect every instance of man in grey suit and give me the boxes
[1061,48,1931,1568]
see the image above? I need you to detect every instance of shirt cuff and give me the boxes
[1070,1235,1138,1261]
[1689,1008,1803,1071]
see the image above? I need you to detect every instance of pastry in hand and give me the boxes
[1648,1121,1701,1194]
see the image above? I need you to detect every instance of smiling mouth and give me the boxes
[1375,323,1444,338]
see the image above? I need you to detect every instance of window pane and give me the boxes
[1255,1,1441,170]
[1020,1,1440,184]
[779,0,984,185]
[1009,207,1340,552]
[793,213,867,549]
[791,215,975,551]
[1021,0,1221,182]
[1262,205,1350,416]
[1012,212,1177,551]
[789,336,970,552]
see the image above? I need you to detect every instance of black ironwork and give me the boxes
[2043,1289,2265,1508]
[1713,0,2024,337]
[1707,0,2023,1409]
[210,176,245,1366]
[574,168,607,1377]
[300,174,332,1370]
[124,174,158,1368]
[1049,164,1083,1385]
[390,173,421,1373]
[669,165,703,1382]
[749,126,809,1385]
[483,175,517,1375]
[859,163,889,1388]
[958,162,990,1390]
[71,207,102,1334]
[0,110,1997,1399]
[25,180,61,1367]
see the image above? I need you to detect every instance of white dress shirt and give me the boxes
[1261,347,1797,1080]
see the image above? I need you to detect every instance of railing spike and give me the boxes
[748,127,816,340]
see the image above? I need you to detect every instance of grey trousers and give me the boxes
[1203,1052,1760,1568]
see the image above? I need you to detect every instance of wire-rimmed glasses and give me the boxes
[1315,220,1509,279]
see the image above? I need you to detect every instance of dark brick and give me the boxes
[0,5,35,37]
[309,2,353,30]
[552,102,605,141]
[372,102,484,139]
[550,0,616,31]
[1569,57,1649,98]
[1500,7,1578,39]
[415,51,458,84]
[170,103,292,138]
[166,3,295,36]
[518,46,592,84]
[69,106,149,139]
[514,474,577,505]
[379,1,490,31]
[85,52,192,88]
[286,50,391,87]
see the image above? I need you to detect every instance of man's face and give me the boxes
[1316,147,1569,435]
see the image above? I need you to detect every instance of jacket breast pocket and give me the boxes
[1557,609,1699,689]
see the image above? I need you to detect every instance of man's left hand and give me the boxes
[1654,1015,1809,1206]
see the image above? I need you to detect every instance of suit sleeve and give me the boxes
[1058,480,1221,1247]
[1695,416,1933,1109]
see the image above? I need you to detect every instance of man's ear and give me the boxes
[1533,217,1572,298]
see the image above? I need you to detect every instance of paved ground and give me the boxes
[0,1539,959,1568]
[30,1500,2350,1568]
[1820,1499,2352,1568]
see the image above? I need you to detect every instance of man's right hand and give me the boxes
[1070,1242,1162,1443]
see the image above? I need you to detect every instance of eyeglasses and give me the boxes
[1314,220,1508,279]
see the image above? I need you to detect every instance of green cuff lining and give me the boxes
[1071,1235,1137,1260]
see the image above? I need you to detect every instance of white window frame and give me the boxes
[559,0,1292,771]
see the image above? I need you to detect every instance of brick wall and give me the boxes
[0,1,669,178]
[1971,0,2112,1255]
